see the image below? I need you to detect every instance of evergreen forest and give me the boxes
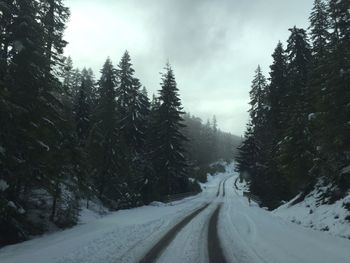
[236,0,350,209]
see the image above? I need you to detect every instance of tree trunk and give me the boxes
[50,183,59,222]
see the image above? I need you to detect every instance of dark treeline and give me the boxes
[236,0,350,209]
[0,1,237,245]
[183,114,241,170]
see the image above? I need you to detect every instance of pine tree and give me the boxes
[60,56,75,95]
[39,0,70,68]
[73,67,96,150]
[147,94,161,160]
[6,0,49,199]
[142,94,161,202]
[202,119,216,164]
[265,42,291,205]
[249,66,269,134]
[246,66,272,201]
[308,0,330,115]
[71,68,82,98]
[84,68,98,105]
[308,0,331,117]
[74,74,91,147]
[115,52,150,204]
[137,86,151,153]
[116,51,146,154]
[182,113,201,165]
[139,86,151,137]
[309,0,330,58]
[212,115,218,133]
[88,58,121,204]
[1,0,74,228]
[277,27,313,194]
[236,123,258,179]
[212,115,219,160]
[268,42,288,139]
[307,0,331,181]
[136,87,156,203]
[153,64,189,195]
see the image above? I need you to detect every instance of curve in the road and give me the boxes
[234,177,239,190]
[139,203,210,263]
[216,180,223,197]
[208,203,227,263]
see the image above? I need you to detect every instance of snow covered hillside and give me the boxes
[274,184,350,239]
[0,163,349,263]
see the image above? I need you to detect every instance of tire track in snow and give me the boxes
[139,203,210,263]
[222,177,270,263]
[156,202,215,263]
[217,177,228,197]
[222,178,229,197]
[216,180,223,197]
[208,203,227,263]
[140,177,225,263]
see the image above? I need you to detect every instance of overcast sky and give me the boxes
[64,0,314,135]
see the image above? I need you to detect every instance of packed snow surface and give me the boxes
[1,163,349,263]
[273,183,350,239]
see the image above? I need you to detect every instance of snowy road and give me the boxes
[220,175,350,263]
[1,164,349,263]
[154,178,227,263]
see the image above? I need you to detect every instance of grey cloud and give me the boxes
[65,0,314,135]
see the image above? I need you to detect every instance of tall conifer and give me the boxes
[153,64,189,195]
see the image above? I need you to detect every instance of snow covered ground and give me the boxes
[224,172,350,263]
[1,163,349,263]
[273,183,350,239]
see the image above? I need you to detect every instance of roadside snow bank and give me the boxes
[274,187,350,239]
[78,199,109,224]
